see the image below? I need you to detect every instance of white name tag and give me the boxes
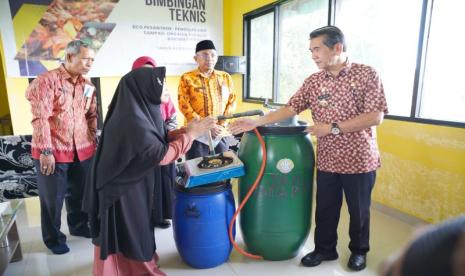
[221,84,230,99]
[84,84,94,98]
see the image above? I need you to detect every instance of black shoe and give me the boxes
[301,251,338,267]
[156,220,171,229]
[50,244,70,255]
[347,253,366,271]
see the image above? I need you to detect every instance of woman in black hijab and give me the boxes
[132,56,177,229]
[83,66,214,275]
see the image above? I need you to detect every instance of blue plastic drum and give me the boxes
[173,182,236,268]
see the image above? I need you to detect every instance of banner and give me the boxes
[0,0,223,77]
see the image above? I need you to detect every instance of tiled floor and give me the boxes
[5,197,417,276]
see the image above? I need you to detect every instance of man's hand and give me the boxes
[211,124,224,138]
[228,118,257,135]
[40,154,56,175]
[306,123,331,137]
[186,117,216,139]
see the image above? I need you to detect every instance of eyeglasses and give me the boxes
[197,53,218,60]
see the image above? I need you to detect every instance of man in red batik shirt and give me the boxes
[26,40,97,255]
[230,26,388,271]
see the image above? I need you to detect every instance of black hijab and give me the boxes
[83,67,168,224]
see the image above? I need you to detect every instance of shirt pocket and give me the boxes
[309,96,332,122]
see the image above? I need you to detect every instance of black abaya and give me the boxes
[83,67,171,261]
[154,164,175,224]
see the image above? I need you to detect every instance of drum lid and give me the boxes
[253,120,308,135]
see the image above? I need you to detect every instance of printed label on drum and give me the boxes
[277,158,294,174]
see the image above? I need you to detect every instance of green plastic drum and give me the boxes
[238,121,315,261]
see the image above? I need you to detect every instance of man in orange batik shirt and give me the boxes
[178,39,236,160]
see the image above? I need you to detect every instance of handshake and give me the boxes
[185,117,232,139]
[186,110,263,139]
[185,117,255,139]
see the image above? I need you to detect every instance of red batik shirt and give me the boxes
[26,65,97,162]
[288,61,388,174]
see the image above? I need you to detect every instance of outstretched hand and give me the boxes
[186,117,216,139]
[228,118,257,135]
[211,124,224,138]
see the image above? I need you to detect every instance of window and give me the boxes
[277,0,328,103]
[419,0,465,123]
[249,12,274,100]
[244,0,465,127]
[335,0,423,117]
[244,0,329,104]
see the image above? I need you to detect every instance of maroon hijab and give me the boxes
[132,56,157,70]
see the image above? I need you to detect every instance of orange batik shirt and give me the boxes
[178,69,236,125]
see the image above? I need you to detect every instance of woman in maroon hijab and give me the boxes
[84,66,214,275]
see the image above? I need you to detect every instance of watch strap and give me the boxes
[331,122,341,135]
[40,148,53,156]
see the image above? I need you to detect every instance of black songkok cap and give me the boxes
[195,40,216,53]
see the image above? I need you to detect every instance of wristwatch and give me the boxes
[40,149,53,156]
[331,123,341,135]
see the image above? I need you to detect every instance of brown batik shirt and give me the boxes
[288,61,388,174]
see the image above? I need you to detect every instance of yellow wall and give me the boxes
[0,3,51,134]
[375,121,465,222]
[1,0,464,223]
[5,78,31,134]
[1,33,13,136]
[0,34,10,119]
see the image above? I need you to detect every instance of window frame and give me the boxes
[243,5,277,102]
[243,2,277,104]
[242,0,465,128]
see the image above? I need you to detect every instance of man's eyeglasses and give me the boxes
[197,53,218,60]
